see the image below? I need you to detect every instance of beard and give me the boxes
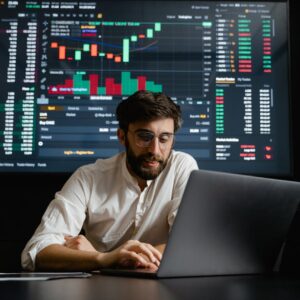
[125,140,170,181]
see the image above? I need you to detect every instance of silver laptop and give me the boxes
[100,169,300,278]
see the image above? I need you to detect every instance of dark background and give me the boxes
[0,0,299,271]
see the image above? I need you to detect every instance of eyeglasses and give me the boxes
[128,130,174,149]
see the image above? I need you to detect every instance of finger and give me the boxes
[64,239,75,248]
[122,250,153,268]
[137,252,160,268]
[64,236,78,248]
[148,244,163,261]
[145,244,162,261]
[133,259,158,270]
[125,241,161,265]
[136,243,161,265]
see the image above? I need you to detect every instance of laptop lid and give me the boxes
[156,169,300,278]
[101,170,300,278]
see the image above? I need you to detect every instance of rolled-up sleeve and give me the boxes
[21,170,89,271]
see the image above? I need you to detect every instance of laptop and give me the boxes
[100,169,300,278]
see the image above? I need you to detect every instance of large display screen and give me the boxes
[0,0,291,175]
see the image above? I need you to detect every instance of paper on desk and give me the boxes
[0,272,91,281]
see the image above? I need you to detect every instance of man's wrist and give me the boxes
[95,251,112,268]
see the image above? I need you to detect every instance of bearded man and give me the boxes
[21,90,198,271]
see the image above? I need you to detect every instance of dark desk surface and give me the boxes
[1,273,300,300]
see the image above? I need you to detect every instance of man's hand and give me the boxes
[64,235,97,252]
[101,240,162,270]
[64,236,162,270]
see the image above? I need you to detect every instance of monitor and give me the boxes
[0,0,292,176]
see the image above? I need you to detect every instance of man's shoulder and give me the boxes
[166,150,198,175]
[170,150,198,165]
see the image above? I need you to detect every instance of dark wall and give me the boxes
[0,173,69,271]
[0,0,299,271]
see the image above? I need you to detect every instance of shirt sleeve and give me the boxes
[21,168,89,271]
[167,153,199,228]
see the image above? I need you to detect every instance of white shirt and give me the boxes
[21,150,198,270]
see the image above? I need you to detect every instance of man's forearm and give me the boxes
[35,244,104,271]
[35,239,163,271]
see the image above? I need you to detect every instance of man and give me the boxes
[21,90,198,271]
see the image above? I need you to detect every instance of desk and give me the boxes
[1,273,300,300]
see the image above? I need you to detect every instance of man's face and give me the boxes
[123,118,174,181]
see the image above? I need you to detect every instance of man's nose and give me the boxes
[147,137,161,155]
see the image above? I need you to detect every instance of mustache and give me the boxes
[141,153,163,163]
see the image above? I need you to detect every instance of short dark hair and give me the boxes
[116,90,182,132]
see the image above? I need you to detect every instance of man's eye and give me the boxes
[159,135,171,143]
[138,133,153,141]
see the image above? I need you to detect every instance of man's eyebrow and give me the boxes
[134,129,153,134]
[135,129,173,135]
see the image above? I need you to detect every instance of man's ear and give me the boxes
[117,128,126,146]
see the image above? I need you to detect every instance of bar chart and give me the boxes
[46,19,207,98]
